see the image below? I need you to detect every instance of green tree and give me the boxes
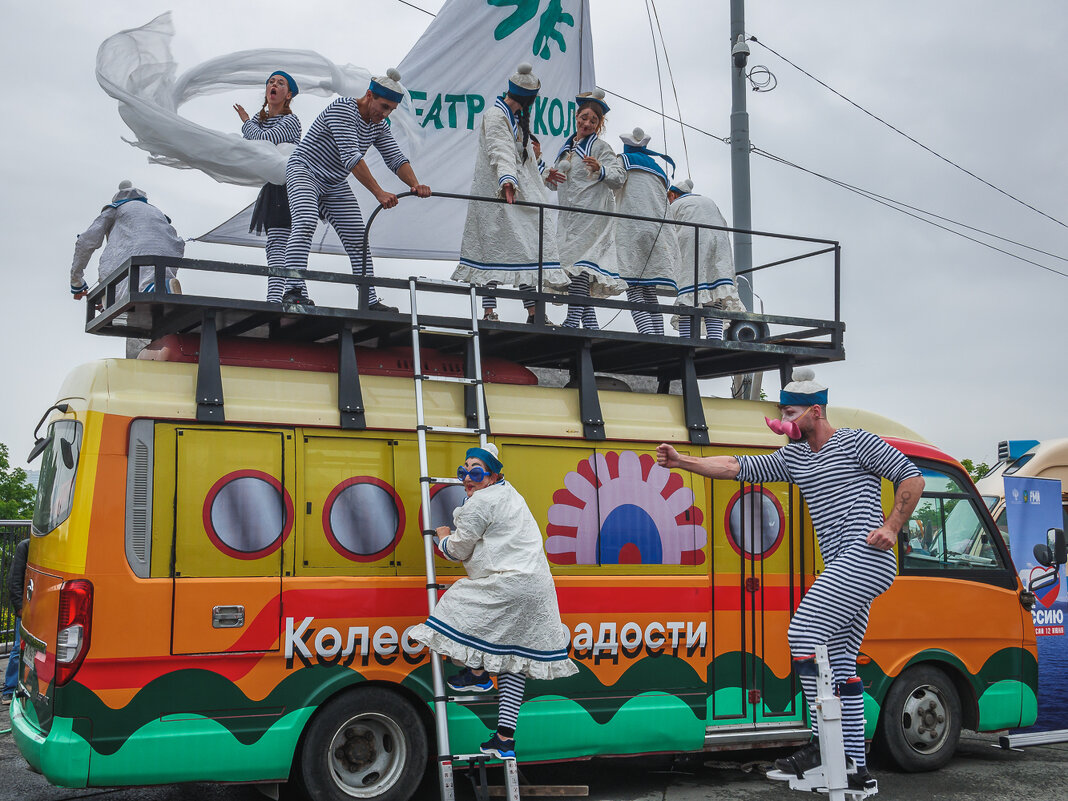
[960,458,991,484]
[0,442,36,519]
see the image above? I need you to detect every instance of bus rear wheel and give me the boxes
[876,664,961,772]
[296,687,428,801]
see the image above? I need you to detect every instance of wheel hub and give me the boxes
[902,685,949,752]
[335,728,377,772]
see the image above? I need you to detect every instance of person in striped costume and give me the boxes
[234,70,302,303]
[409,443,577,759]
[657,368,924,790]
[283,68,431,308]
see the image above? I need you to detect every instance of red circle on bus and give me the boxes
[322,476,406,562]
[723,486,785,561]
[202,470,294,560]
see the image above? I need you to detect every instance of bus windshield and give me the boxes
[32,419,82,536]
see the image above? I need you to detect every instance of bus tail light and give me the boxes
[55,580,93,686]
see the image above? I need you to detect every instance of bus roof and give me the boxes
[56,358,926,448]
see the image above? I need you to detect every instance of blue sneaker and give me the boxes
[480,733,516,759]
[447,668,494,693]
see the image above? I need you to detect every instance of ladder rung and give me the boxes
[423,425,483,435]
[452,753,510,762]
[425,477,463,485]
[418,325,477,337]
[419,374,480,385]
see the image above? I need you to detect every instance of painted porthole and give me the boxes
[425,483,468,531]
[322,477,405,562]
[724,486,785,560]
[202,470,294,560]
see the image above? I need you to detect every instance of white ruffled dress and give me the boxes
[546,134,629,297]
[408,480,577,680]
[452,99,567,292]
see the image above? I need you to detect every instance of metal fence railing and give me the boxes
[0,521,31,652]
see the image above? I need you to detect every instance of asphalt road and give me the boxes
[3,726,1067,801]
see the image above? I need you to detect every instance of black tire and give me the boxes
[295,687,429,801]
[876,664,962,772]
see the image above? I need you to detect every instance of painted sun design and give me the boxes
[545,451,706,565]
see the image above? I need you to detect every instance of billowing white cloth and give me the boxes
[669,193,743,310]
[70,198,184,302]
[109,3,596,263]
[95,12,423,188]
[547,135,628,297]
[452,102,567,291]
[409,480,576,680]
[614,167,680,294]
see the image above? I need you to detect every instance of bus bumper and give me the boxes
[10,698,91,788]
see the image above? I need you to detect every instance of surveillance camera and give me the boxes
[732,35,750,69]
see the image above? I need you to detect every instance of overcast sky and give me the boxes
[2,0,1065,472]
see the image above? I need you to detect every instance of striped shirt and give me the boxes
[290,97,409,186]
[737,428,921,561]
[241,113,302,145]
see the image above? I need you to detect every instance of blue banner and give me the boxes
[1005,475,1065,732]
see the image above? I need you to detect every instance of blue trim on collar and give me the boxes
[108,197,148,209]
[494,96,519,140]
[620,153,670,187]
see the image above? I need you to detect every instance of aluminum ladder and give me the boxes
[408,277,520,801]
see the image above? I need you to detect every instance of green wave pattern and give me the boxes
[40,646,1033,782]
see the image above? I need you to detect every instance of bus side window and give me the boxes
[901,465,1007,573]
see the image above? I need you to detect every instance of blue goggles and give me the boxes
[457,465,489,482]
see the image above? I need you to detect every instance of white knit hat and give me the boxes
[575,88,609,115]
[507,62,540,97]
[780,367,828,406]
[670,178,694,195]
[112,179,146,203]
[369,68,404,103]
[620,127,652,148]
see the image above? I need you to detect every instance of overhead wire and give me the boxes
[389,0,1067,280]
[750,35,1068,231]
[649,0,691,175]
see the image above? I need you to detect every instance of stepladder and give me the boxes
[765,645,878,800]
[408,278,522,801]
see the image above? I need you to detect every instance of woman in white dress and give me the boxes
[453,64,567,324]
[614,128,680,335]
[545,89,628,329]
[409,444,576,758]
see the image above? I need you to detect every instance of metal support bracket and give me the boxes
[195,312,225,422]
[338,324,367,430]
[681,350,710,445]
[576,342,605,441]
[464,337,490,435]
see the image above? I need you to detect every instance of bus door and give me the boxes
[709,477,809,729]
[170,427,296,655]
[300,434,405,575]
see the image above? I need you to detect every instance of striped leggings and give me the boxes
[562,274,599,329]
[627,286,664,335]
[264,227,303,302]
[284,161,379,306]
[496,672,526,738]
[677,312,724,340]
[482,281,535,311]
[787,541,897,767]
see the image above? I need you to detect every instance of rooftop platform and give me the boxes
[82,194,844,444]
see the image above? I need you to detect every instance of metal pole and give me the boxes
[730,0,758,399]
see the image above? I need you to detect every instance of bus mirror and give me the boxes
[1047,528,1067,566]
[1028,560,1059,593]
[27,436,49,464]
[1032,544,1054,569]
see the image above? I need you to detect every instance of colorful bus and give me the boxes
[12,339,1036,801]
[977,438,1068,543]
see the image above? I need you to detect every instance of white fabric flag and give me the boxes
[196,0,596,260]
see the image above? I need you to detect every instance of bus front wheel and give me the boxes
[876,664,962,772]
[297,687,428,801]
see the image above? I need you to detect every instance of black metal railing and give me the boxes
[362,190,842,338]
[0,521,30,650]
